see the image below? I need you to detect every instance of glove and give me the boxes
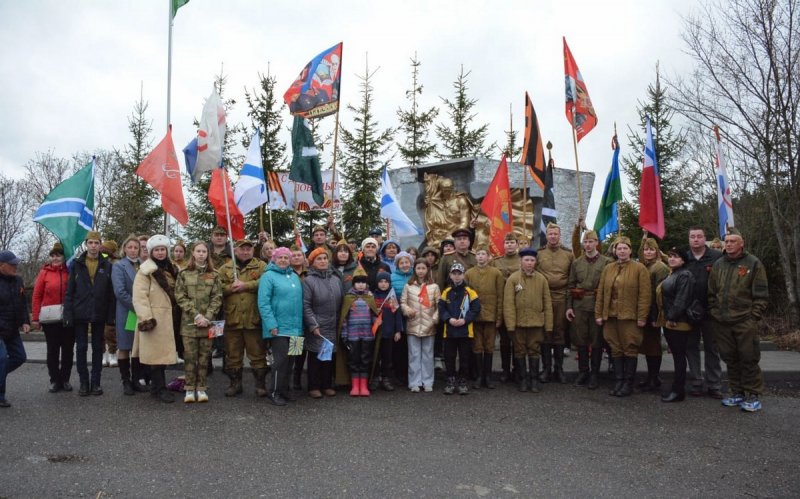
[138,318,157,332]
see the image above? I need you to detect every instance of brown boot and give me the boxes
[254,368,268,397]
[225,369,243,397]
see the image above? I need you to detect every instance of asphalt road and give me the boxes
[1,363,799,498]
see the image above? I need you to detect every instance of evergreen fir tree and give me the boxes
[339,62,394,241]
[435,65,491,160]
[242,72,294,244]
[396,54,438,167]
[502,105,522,159]
[184,69,245,242]
[104,87,163,242]
[618,65,700,250]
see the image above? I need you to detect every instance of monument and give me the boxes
[386,157,594,250]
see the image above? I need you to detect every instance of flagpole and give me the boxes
[221,167,238,280]
[570,118,584,219]
[164,0,174,238]
[614,122,621,235]
[521,160,528,243]
[328,42,344,224]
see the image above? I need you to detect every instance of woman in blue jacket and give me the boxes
[258,247,303,406]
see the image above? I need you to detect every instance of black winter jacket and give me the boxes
[0,274,29,338]
[686,248,722,309]
[660,267,695,324]
[63,253,115,325]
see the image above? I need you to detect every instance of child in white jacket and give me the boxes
[401,260,440,392]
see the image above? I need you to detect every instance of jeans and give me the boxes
[407,335,434,389]
[43,323,74,385]
[0,333,27,398]
[75,321,104,385]
[687,320,722,390]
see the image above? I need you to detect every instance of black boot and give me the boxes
[553,346,566,384]
[118,358,135,396]
[514,357,536,392]
[617,357,638,397]
[225,369,243,397]
[500,335,512,382]
[588,348,602,390]
[539,345,552,383]
[574,346,590,387]
[638,355,661,391]
[651,355,662,390]
[609,357,624,396]
[130,358,149,392]
[150,366,174,403]
[254,368,268,398]
[481,353,495,389]
[528,357,540,393]
[472,353,482,390]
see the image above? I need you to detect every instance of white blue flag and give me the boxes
[234,130,268,215]
[714,125,734,238]
[380,165,421,237]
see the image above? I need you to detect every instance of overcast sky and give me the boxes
[0,0,700,227]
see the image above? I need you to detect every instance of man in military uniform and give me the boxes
[437,228,477,292]
[708,228,768,412]
[219,239,268,397]
[536,223,574,383]
[492,232,521,382]
[566,229,612,389]
[305,216,341,259]
[208,226,232,362]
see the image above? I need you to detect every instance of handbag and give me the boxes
[39,304,64,324]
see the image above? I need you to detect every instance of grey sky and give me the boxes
[0,0,699,227]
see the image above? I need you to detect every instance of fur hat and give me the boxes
[101,240,118,256]
[146,234,170,252]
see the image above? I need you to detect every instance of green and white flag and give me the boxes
[289,115,325,206]
[171,0,190,19]
[33,159,95,262]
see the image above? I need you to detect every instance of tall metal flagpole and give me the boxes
[164,0,174,237]
[570,117,584,220]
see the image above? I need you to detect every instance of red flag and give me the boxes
[521,92,546,189]
[136,127,189,225]
[639,117,665,238]
[284,42,343,119]
[418,284,431,308]
[208,168,245,240]
[563,37,598,142]
[481,155,513,256]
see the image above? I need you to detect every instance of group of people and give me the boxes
[0,220,768,412]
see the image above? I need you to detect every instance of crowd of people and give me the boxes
[0,220,768,412]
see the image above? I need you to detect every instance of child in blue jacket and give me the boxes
[438,262,480,395]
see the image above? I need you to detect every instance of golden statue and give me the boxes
[423,173,476,248]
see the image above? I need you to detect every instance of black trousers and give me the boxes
[346,339,374,377]
[269,337,290,395]
[380,336,395,378]
[444,337,471,379]
[306,353,333,391]
[664,328,689,395]
[43,323,74,384]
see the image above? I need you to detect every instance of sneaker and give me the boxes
[176,357,185,365]
[740,394,762,412]
[423,385,433,393]
[102,352,110,367]
[722,393,745,407]
[109,353,118,367]
[196,391,209,403]
[409,386,420,393]
[0,398,10,408]
[184,391,196,403]
[434,358,445,371]
[457,382,469,395]
[563,347,571,357]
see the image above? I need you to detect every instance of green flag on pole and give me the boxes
[289,115,325,206]
[171,0,190,19]
[32,159,95,262]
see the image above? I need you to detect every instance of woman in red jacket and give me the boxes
[31,243,74,393]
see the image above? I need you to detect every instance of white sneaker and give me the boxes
[109,353,118,367]
[102,352,110,367]
[423,385,433,393]
[196,390,208,403]
[176,357,185,365]
[184,391,196,403]
[434,358,444,371]
[409,386,420,393]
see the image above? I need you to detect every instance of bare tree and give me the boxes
[0,174,28,250]
[670,0,800,323]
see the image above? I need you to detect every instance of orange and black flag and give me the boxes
[521,92,546,190]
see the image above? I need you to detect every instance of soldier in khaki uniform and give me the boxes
[503,247,553,393]
[566,230,612,389]
[708,228,768,412]
[208,226,232,362]
[464,244,504,389]
[595,236,651,397]
[437,228,477,292]
[536,223,574,383]
[492,232,521,382]
[638,237,670,391]
[218,239,268,397]
[174,242,223,403]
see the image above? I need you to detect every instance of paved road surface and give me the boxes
[1,362,799,498]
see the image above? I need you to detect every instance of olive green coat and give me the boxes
[595,260,651,322]
[218,258,266,330]
[503,270,553,332]
[464,264,505,323]
[175,267,223,338]
[708,251,769,323]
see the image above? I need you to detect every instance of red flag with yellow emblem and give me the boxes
[480,154,513,256]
